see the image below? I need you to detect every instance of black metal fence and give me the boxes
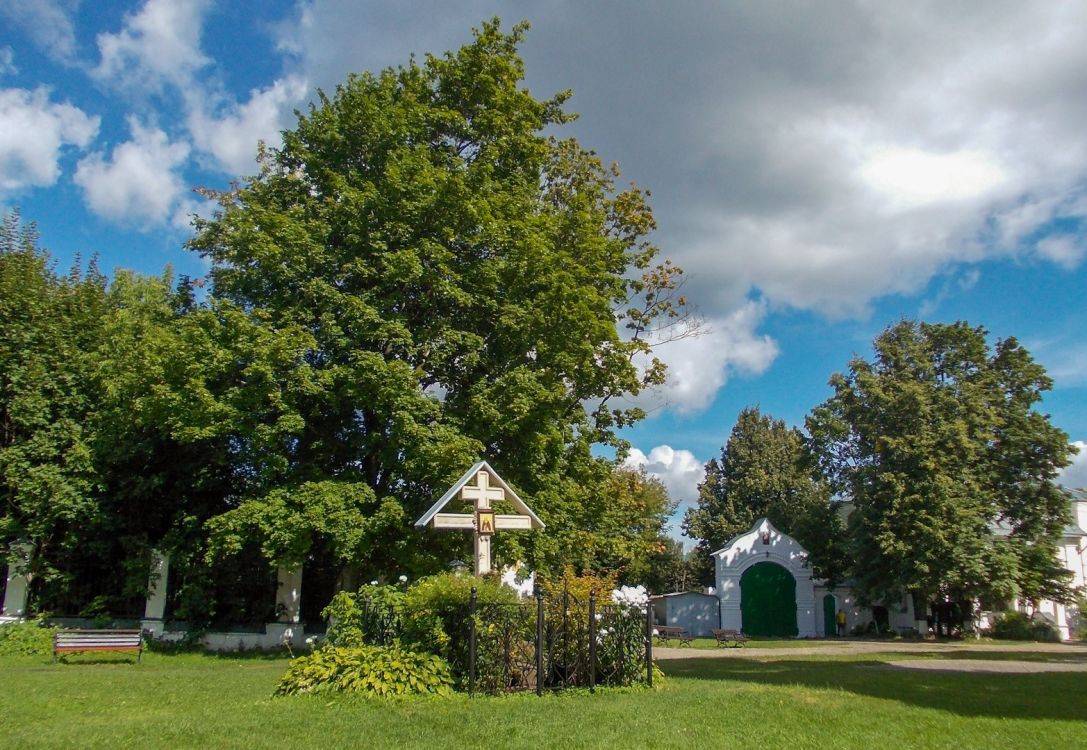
[350,587,654,696]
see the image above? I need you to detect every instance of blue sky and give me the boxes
[2,1,1085,534]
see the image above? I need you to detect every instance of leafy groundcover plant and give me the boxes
[275,644,454,698]
[0,621,57,657]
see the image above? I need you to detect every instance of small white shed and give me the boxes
[651,592,720,637]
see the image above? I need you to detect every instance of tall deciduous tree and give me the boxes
[682,407,845,586]
[0,213,109,606]
[807,320,1075,620]
[189,21,690,579]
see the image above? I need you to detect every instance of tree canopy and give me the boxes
[187,20,686,583]
[682,406,846,585]
[807,320,1076,613]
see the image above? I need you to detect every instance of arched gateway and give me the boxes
[740,562,798,637]
[713,518,818,638]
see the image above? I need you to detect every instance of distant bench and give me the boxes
[53,629,144,662]
[654,625,693,647]
[711,628,747,648]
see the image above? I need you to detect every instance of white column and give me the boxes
[276,566,302,623]
[718,575,743,630]
[796,572,817,638]
[2,541,33,619]
[141,549,169,636]
[267,565,304,649]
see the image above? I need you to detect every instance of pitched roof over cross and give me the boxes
[414,460,545,530]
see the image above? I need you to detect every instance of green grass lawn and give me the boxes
[1,649,1084,749]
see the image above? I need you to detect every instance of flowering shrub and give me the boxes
[314,571,654,694]
[594,585,650,686]
[612,585,649,609]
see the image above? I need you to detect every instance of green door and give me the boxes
[823,594,836,637]
[740,562,798,637]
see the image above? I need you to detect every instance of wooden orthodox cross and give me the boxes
[415,461,544,575]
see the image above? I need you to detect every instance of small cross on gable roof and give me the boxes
[414,460,545,529]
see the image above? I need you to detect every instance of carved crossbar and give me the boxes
[53,629,144,662]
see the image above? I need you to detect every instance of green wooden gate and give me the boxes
[740,562,798,637]
[823,594,836,637]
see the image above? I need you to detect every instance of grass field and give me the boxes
[1,648,1085,749]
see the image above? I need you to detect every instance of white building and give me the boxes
[1032,489,1086,640]
[660,490,1086,640]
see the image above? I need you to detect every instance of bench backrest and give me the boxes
[54,629,143,649]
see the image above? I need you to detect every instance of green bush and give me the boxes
[990,611,1058,641]
[274,645,454,698]
[321,574,520,690]
[400,573,517,661]
[323,584,405,648]
[0,620,57,657]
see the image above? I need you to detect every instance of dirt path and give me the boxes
[655,639,1087,672]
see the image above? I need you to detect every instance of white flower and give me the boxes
[398,574,408,583]
[611,585,649,609]
[370,580,379,586]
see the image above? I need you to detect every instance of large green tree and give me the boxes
[188,21,688,581]
[807,320,1075,621]
[682,406,846,586]
[0,213,111,609]
[1,211,314,620]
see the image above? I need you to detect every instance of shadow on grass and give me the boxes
[47,648,293,666]
[909,650,1087,664]
[53,654,141,666]
[660,655,1087,722]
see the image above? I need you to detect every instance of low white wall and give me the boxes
[151,623,306,651]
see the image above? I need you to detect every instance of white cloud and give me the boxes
[858,147,1007,210]
[624,444,705,514]
[1059,441,1087,490]
[548,1,1087,317]
[186,75,309,176]
[1035,233,1085,270]
[0,87,98,193]
[633,301,779,415]
[274,2,1087,414]
[0,0,78,64]
[74,119,190,226]
[93,0,211,92]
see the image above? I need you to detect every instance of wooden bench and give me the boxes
[53,629,144,662]
[711,628,747,648]
[654,625,694,647]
